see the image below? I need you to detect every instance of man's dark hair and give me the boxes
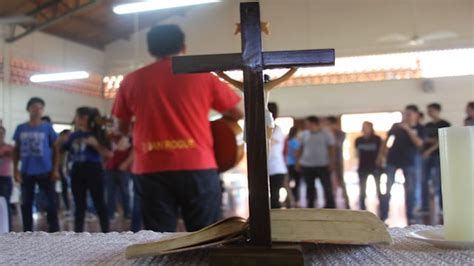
[427,103,442,111]
[326,116,338,124]
[41,116,52,123]
[467,102,474,109]
[76,107,110,149]
[405,104,419,113]
[59,129,71,136]
[268,102,279,119]
[26,97,45,110]
[0,126,5,133]
[147,24,185,58]
[306,115,320,125]
[362,121,374,134]
[419,111,424,119]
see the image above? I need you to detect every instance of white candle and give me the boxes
[439,127,474,241]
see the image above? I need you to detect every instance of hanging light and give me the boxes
[113,0,220,15]
[30,71,89,83]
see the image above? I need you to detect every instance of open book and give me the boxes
[126,208,392,259]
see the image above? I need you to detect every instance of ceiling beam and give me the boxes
[6,0,99,43]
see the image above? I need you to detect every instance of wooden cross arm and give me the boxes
[172,49,335,74]
[262,49,335,69]
[172,53,243,74]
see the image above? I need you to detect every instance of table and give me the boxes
[0,225,472,265]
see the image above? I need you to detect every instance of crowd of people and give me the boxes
[0,98,142,233]
[278,102,474,225]
[0,23,473,234]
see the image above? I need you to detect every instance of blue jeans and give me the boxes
[422,155,442,211]
[381,164,416,222]
[414,155,423,210]
[0,176,12,231]
[105,170,131,219]
[21,173,59,232]
[137,169,221,232]
[130,175,142,232]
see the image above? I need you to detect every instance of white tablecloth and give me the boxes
[0,225,473,265]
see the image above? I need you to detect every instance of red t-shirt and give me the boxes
[112,58,241,174]
[105,136,132,171]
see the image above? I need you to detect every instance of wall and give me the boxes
[0,31,109,139]
[1,83,109,140]
[7,1,471,138]
[10,84,109,124]
[9,31,105,73]
[104,0,473,73]
[271,75,474,126]
[101,0,474,124]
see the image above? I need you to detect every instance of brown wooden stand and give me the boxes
[209,244,304,266]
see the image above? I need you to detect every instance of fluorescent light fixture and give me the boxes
[113,0,220,15]
[30,71,89,83]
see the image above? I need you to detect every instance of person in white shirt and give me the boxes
[267,102,290,208]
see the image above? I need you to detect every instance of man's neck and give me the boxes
[431,117,442,123]
[29,118,42,126]
[404,120,416,127]
[156,56,175,62]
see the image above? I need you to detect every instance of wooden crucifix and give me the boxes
[172,2,335,248]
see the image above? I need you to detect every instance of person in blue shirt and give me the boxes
[13,97,60,232]
[56,107,112,232]
[286,126,302,207]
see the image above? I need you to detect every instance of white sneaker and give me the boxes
[85,213,97,222]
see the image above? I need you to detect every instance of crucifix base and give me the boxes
[209,244,304,266]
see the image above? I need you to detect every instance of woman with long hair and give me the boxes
[56,107,112,232]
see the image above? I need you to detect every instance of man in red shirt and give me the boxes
[112,24,243,232]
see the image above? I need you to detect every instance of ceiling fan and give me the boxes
[375,0,458,48]
[376,31,458,47]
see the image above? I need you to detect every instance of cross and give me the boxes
[172,2,335,247]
